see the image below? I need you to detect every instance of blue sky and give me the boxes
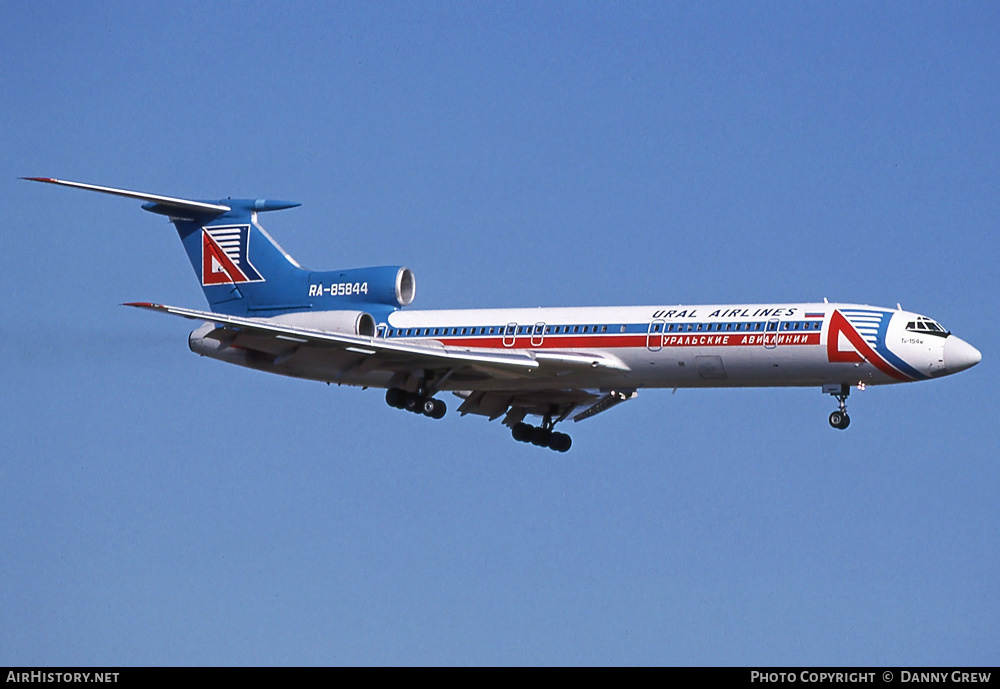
[2,1,997,666]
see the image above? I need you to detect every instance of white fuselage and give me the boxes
[190,301,980,392]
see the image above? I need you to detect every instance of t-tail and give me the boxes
[23,178,416,318]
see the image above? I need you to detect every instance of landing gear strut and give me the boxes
[510,414,572,452]
[385,387,446,419]
[827,384,851,430]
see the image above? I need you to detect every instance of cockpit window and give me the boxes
[906,316,948,337]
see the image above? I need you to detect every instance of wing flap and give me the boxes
[453,388,601,424]
[572,390,638,422]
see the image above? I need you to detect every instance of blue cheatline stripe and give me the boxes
[878,347,928,381]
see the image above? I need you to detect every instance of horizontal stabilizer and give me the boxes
[23,177,231,214]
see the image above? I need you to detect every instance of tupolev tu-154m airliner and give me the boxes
[26,177,982,452]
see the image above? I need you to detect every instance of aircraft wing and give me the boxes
[124,302,631,380]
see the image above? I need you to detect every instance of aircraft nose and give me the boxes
[943,335,982,374]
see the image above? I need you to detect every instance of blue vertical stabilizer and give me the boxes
[142,199,310,316]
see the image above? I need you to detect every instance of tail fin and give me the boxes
[148,198,308,315]
[24,178,308,316]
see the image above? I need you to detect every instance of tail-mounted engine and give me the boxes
[307,266,415,308]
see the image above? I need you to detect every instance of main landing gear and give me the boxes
[385,387,446,419]
[827,383,851,430]
[510,418,572,453]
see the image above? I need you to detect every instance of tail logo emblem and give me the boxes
[201,225,264,286]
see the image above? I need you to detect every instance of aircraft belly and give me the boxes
[610,343,897,388]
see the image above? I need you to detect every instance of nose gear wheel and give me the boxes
[827,384,851,430]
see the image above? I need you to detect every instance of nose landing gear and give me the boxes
[826,384,851,430]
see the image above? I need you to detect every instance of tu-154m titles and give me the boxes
[26,177,981,452]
